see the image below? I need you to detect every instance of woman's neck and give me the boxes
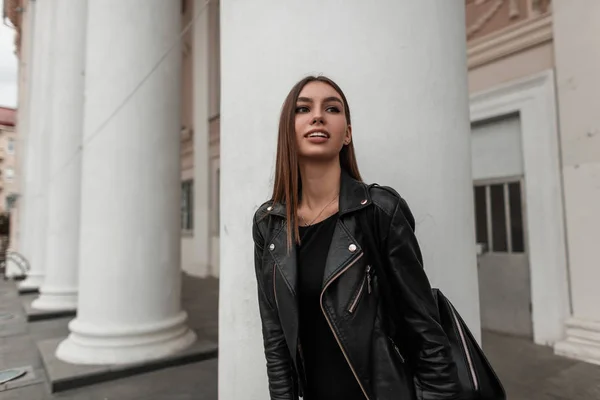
[298,158,341,211]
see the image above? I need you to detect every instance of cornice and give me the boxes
[467,13,553,69]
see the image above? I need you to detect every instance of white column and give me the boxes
[31,0,86,311]
[219,1,478,398]
[56,0,196,365]
[191,0,211,278]
[192,0,218,277]
[18,0,55,290]
[553,1,600,365]
[12,0,36,255]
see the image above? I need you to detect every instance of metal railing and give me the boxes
[0,251,30,280]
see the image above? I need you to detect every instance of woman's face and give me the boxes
[294,81,351,162]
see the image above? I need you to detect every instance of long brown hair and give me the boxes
[271,76,362,249]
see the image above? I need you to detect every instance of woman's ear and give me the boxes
[345,125,352,145]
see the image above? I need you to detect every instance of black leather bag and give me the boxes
[357,191,506,400]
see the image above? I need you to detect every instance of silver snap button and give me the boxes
[348,244,357,252]
[267,206,273,211]
[361,199,367,205]
[269,244,275,251]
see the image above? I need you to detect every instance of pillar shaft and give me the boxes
[219,1,478,398]
[19,0,55,290]
[12,0,35,258]
[56,0,195,365]
[31,0,86,311]
[553,0,600,365]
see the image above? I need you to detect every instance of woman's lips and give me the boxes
[305,136,329,144]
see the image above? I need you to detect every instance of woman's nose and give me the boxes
[311,113,324,125]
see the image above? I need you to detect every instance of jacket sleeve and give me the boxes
[383,197,461,400]
[252,214,298,400]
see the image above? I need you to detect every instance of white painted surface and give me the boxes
[181,235,203,276]
[32,0,86,311]
[471,115,524,180]
[553,0,600,364]
[470,70,569,346]
[209,157,220,277]
[190,0,211,278]
[219,2,478,398]
[12,0,35,255]
[555,317,600,366]
[560,163,600,319]
[18,0,54,290]
[56,0,195,364]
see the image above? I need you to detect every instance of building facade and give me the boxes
[3,0,600,398]
[0,107,18,213]
[0,107,19,261]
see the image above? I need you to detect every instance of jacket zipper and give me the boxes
[348,265,372,313]
[388,336,405,363]
[320,252,371,400]
[297,340,306,394]
[450,304,479,391]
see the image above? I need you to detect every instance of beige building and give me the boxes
[3,0,600,397]
[465,0,600,367]
[0,107,18,213]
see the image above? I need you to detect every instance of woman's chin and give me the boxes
[298,150,341,164]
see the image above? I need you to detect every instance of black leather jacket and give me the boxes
[252,171,461,400]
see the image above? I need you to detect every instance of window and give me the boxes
[215,167,220,236]
[473,180,525,253]
[5,168,14,182]
[474,186,487,246]
[181,180,194,231]
[7,138,14,154]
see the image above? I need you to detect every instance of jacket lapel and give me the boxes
[266,220,300,366]
[321,171,371,286]
[266,171,374,292]
[268,221,298,298]
[321,219,363,288]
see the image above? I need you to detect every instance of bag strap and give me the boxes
[358,184,398,339]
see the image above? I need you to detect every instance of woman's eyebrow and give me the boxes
[297,96,343,104]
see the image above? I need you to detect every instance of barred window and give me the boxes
[473,180,525,253]
[181,180,194,231]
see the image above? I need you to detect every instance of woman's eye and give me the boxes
[295,106,309,113]
[326,106,341,113]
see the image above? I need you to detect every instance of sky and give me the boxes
[0,0,19,108]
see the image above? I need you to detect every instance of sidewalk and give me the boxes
[0,274,219,400]
[483,330,600,399]
[2,274,600,399]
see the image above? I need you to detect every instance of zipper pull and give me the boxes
[389,336,406,363]
[366,265,372,294]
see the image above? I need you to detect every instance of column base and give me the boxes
[554,317,600,366]
[18,273,45,291]
[55,311,197,365]
[31,287,77,311]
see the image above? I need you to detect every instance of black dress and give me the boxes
[297,213,364,400]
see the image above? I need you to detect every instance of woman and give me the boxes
[252,76,461,400]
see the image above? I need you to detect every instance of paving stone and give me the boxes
[39,336,217,393]
[50,359,218,400]
[0,382,47,400]
[21,298,76,323]
[3,275,600,399]
[483,331,600,400]
[2,366,45,390]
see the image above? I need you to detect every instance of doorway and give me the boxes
[472,114,533,338]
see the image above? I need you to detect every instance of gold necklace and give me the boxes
[299,194,339,226]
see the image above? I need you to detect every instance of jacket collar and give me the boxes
[268,169,372,218]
